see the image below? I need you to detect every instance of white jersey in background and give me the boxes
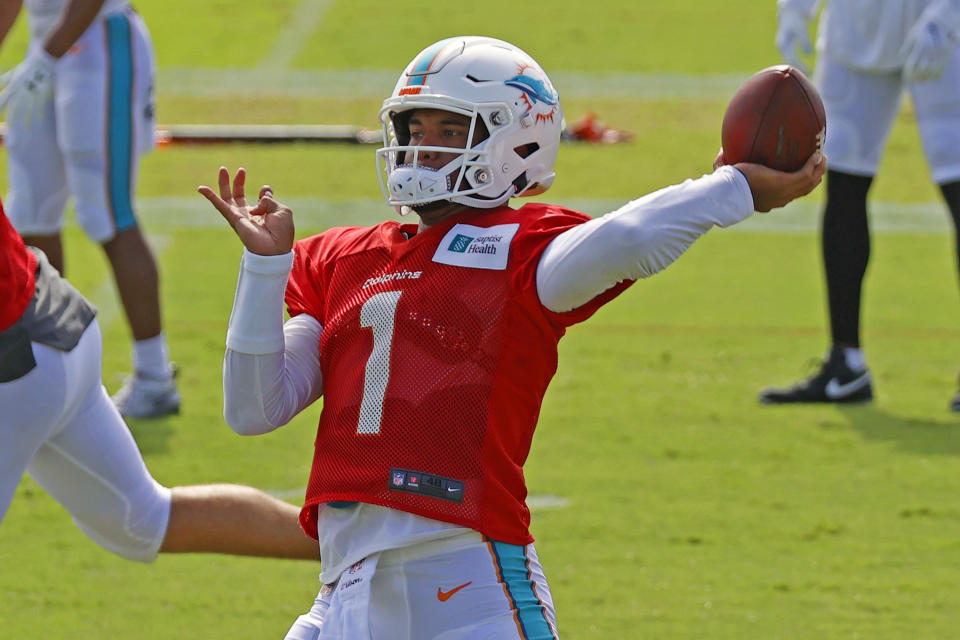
[25,0,129,42]
[779,0,960,70]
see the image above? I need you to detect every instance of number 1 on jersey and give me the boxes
[357,290,402,434]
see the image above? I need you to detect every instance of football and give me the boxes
[720,65,826,171]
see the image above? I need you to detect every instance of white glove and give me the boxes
[901,3,958,82]
[0,48,57,128]
[776,6,813,75]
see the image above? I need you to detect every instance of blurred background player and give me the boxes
[0,0,178,418]
[761,0,960,409]
[0,198,320,564]
[200,36,824,638]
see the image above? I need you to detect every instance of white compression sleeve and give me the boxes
[226,249,295,354]
[223,248,323,435]
[536,166,754,313]
[223,315,324,435]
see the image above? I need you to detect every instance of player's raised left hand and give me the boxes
[198,167,295,256]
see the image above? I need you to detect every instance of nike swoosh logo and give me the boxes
[437,581,472,602]
[824,373,871,399]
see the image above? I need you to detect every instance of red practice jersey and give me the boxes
[287,203,632,544]
[0,202,36,333]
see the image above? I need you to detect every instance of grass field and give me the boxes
[2,1,960,639]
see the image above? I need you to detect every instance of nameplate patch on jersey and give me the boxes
[432,223,519,270]
[389,468,465,503]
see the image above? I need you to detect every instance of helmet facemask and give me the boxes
[377,98,518,211]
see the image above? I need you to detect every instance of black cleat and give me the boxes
[759,347,873,404]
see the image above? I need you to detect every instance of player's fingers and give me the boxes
[198,184,232,215]
[250,194,286,216]
[233,167,248,207]
[790,153,825,198]
[802,150,826,183]
[258,185,274,200]
[197,185,224,207]
[712,147,725,170]
[811,154,827,186]
[217,166,233,202]
[198,185,244,227]
[800,150,820,173]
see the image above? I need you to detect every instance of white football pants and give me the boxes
[284,531,560,639]
[815,49,960,183]
[4,7,155,243]
[0,319,171,561]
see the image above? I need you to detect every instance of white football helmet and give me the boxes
[376,36,563,210]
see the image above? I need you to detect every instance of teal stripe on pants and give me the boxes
[105,13,135,232]
[489,540,557,640]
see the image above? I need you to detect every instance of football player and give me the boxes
[200,36,824,639]
[763,0,960,408]
[0,200,319,564]
[0,0,178,418]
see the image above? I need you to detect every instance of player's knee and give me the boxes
[5,176,69,237]
[64,150,121,242]
[74,204,119,243]
[71,481,172,563]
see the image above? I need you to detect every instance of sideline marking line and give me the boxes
[156,68,750,99]
[125,197,952,235]
[258,0,333,70]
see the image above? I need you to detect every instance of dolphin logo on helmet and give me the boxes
[504,73,558,107]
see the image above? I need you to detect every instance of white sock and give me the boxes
[841,347,867,372]
[133,333,172,380]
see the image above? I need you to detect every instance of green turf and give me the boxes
[4,229,958,639]
[2,1,960,638]
[296,0,780,73]
[532,231,960,638]
[1,95,938,204]
[1,0,782,73]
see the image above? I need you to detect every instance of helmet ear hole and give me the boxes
[392,111,413,145]
[390,111,414,165]
[513,142,539,159]
[472,117,490,145]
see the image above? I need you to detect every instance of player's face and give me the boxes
[406,109,473,169]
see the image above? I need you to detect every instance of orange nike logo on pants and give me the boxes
[437,581,472,601]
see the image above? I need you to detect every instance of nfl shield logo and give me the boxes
[392,471,405,487]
